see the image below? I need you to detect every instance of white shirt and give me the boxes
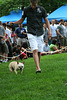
[50,24,57,37]
[64,26,67,38]
[43,44,49,52]
[5,27,11,38]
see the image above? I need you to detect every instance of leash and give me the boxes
[0,46,67,58]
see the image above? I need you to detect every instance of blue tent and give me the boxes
[47,4,67,22]
[0,10,27,24]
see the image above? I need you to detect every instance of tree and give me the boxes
[0,0,67,17]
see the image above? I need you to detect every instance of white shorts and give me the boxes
[27,34,44,52]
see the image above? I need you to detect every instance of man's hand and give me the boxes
[9,22,14,25]
[61,35,64,39]
[21,30,24,34]
[48,30,52,37]
[49,33,52,37]
[2,36,5,40]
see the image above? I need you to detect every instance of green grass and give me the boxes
[0,53,67,100]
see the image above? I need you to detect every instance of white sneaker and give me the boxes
[2,60,5,62]
[4,60,7,63]
[6,59,8,62]
[1,59,3,62]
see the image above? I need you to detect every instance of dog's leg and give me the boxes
[10,70,13,73]
[9,67,13,73]
[20,68,23,74]
[15,69,17,74]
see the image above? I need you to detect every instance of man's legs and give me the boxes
[33,49,41,71]
[27,34,43,72]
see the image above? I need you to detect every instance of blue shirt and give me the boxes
[15,27,27,38]
[43,44,49,52]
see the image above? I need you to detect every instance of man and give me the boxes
[56,19,65,46]
[10,0,51,73]
[3,23,12,61]
[50,20,57,40]
[15,23,27,47]
[43,40,49,52]
[43,23,49,41]
[0,21,9,62]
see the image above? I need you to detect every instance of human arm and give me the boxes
[52,46,58,51]
[56,29,64,38]
[21,30,27,35]
[44,17,52,36]
[9,17,25,25]
[15,33,18,38]
[0,32,6,40]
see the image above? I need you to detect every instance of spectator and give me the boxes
[3,23,12,61]
[41,40,50,55]
[64,22,67,46]
[50,20,57,40]
[48,35,52,45]
[56,19,65,46]
[26,47,33,58]
[43,40,50,52]
[43,23,49,41]
[20,47,28,59]
[49,39,63,54]
[15,23,27,47]
[12,42,17,57]
[0,21,9,62]
[54,19,59,26]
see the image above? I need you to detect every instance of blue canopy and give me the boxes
[47,4,67,22]
[0,10,27,24]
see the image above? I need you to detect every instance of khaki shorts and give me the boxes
[16,38,27,46]
[0,42,9,54]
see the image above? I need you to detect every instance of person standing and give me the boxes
[43,23,49,41]
[50,20,57,40]
[0,21,9,62]
[10,0,51,73]
[56,19,65,46]
[15,23,27,47]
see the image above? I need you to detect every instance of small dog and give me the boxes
[9,61,25,74]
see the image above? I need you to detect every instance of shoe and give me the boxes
[36,70,41,74]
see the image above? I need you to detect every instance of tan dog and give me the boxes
[9,61,25,74]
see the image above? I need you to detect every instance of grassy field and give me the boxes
[0,53,67,100]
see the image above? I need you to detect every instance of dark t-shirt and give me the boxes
[22,5,47,36]
[57,25,65,36]
[15,27,27,38]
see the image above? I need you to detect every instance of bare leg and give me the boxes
[2,53,5,61]
[38,52,41,63]
[33,49,41,71]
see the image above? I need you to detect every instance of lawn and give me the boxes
[0,53,67,100]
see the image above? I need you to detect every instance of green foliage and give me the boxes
[39,0,67,13]
[0,0,67,17]
[0,53,67,100]
[0,0,30,17]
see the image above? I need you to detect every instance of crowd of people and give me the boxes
[0,21,33,63]
[0,18,67,64]
[0,0,67,74]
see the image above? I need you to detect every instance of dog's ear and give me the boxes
[22,61,25,64]
[17,62,19,64]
